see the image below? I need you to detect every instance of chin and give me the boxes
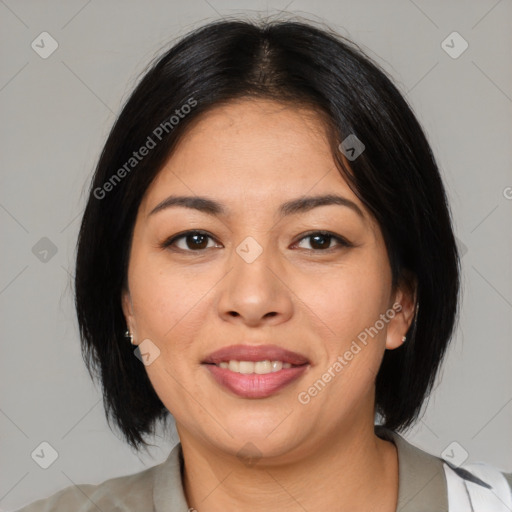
[212,414,310,458]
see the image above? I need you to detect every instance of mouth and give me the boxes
[207,360,298,374]
[202,344,310,398]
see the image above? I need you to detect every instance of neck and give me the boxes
[178,421,398,512]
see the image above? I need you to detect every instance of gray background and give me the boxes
[1,0,511,509]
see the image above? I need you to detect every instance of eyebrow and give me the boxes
[148,194,365,220]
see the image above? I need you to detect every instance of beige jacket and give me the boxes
[14,426,512,511]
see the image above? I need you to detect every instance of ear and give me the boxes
[385,271,418,350]
[121,287,137,343]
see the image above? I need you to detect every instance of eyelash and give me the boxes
[160,230,353,254]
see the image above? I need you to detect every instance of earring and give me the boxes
[124,329,135,345]
[402,335,407,342]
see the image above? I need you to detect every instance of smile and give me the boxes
[202,344,311,398]
[215,360,293,374]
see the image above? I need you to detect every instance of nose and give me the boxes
[215,240,294,328]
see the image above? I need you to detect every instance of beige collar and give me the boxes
[375,425,448,511]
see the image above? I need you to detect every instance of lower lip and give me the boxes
[204,364,309,398]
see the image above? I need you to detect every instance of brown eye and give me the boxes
[162,231,219,252]
[294,231,352,251]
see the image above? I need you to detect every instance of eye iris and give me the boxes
[187,233,208,250]
[310,234,331,250]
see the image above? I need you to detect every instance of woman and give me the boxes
[16,17,511,511]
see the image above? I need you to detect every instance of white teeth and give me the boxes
[239,361,254,374]
[217,360,293,374]
[271,361,283,372]
[255,360,272,374]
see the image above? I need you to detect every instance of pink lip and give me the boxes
[204,364,309,398]
[202,344,310,365]
[202,344,310,399]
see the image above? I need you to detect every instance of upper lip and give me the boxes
[202,344,310,366]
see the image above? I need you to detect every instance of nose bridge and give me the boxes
[231,231,279,296]
[215,229,293,325]
[228,201,279,267]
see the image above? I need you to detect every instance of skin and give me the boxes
[122,98,417,511]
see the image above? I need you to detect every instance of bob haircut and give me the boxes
[75,17,461,451]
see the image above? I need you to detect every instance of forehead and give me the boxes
[141,98,366,220]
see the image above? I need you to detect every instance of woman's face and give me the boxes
[122,98,413,461]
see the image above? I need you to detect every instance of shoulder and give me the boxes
[13,451,174,512]
[444,460,512,510]
[375,426,512,511]
[376,426,449,511]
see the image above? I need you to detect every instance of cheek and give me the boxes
[298,258,391,348]
[127,257,215,414]
[128,253,219,350]
[294,264,391,413]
